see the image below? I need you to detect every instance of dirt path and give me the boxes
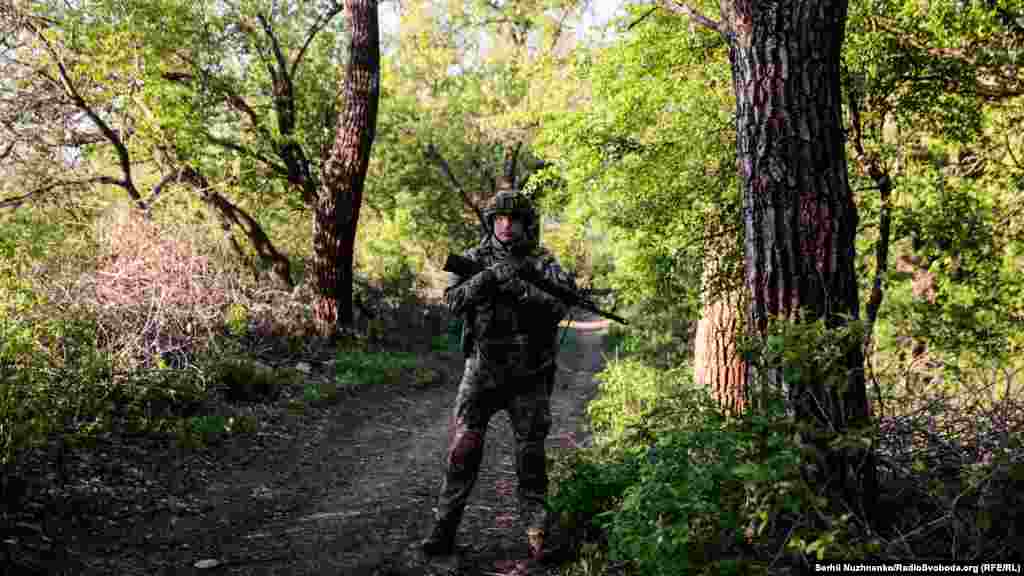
[10,320,609,575]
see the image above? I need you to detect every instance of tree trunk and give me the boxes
[725,0,876,513]
[313,0,380,337]
[694,258,747,414]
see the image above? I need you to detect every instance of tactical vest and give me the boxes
[463,245,559,376]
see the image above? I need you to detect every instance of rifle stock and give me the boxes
[443,253,628,325]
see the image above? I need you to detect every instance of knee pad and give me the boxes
[448,429,484,472]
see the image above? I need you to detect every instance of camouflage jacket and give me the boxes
[445,240,576,374]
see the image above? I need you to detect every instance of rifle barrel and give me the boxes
[443,253,627,325]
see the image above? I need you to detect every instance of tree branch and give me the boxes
[257,12,295,129]
[0,140,13,162]
[425,143,487,232]
[502,141,521,190]
[144,169,182,213]
[471,155,496,196]
[179,166,294,288]
[255,13,316,201]
[164,59,314,202]
[203,133,291,177]
[627,7,658,31]
[0,190,37,210]
[291,2,344,79]
[660,1,725,37]
[166,65,269,143]
[24,18,145,209]
[0,176,123,211]
[848,87,893,330]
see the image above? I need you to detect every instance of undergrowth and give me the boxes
[552,318,1024,575]
[0,199,450,483]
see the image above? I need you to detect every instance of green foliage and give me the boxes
[0,199,304,464]
[175,411,257,449]
[874,164,1024,359]
[740,316,868,401]
[303,379,340,405]
[437,318,463,354]
[334,349,419,389]
[366,0,601,270]
[845,0,1010,143]
[224,303,250,338]
[356,208,427,295]
[552,354,873,575]
[534,7,742,341]
[587,359,709,445]
[217,359,286,403]
[601,320,689,369]
[605,426,746,573]
[842,0,1024,409]
[548,447,642,536]
[0,358,49,468]
[0,208,101,461]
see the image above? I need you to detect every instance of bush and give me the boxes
[0,200,315,465]
[555,347,882,574]
[356,208,426,298]
[82,206,245,369]
[548,447,642,536]
[587,359,712,446]
[0,311,117,464]
[0,361,49,468]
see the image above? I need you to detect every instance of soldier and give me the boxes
[421,189,576,561]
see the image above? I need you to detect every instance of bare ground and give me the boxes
[2,319,609,576]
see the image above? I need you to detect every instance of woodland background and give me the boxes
[2,0,1024,573]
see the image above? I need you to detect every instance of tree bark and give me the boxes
[694,258,747,414]
[722,0,876,513]
[313,0,380,337]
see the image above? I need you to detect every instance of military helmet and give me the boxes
[484,189,539,249]
[485,189,535,223]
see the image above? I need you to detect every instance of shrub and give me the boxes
[548,447,642,537]
[587,359,712,446]
[556,346,881,574]
[0,200,316,465]
[0,360,48,468]
[79,206,244,369]
[356,209,426,298]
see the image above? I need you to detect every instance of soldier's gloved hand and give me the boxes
[488,260,521,285]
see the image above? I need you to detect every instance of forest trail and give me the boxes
[15,319,609,576]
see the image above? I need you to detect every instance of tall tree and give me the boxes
[668,0,876,511]
[313,0,380,335]
[0,0,347,288]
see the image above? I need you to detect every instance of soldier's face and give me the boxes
[494,214,524,243]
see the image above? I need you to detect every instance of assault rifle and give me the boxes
[443,253,628,325]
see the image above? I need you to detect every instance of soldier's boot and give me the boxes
[421,515,458,556]
[526,527,545,561]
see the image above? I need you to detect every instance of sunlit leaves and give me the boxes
[534,6,737,313]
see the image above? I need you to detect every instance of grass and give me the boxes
[335,349,420,389]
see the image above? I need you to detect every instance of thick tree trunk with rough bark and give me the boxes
[694,258,747,413]
[313,0,380,337]
[722,0,876,512]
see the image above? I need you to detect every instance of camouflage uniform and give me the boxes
[423,191,575,558]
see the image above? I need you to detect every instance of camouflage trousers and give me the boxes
[432,355,555,533]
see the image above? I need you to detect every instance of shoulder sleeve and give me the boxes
[444,247,491,315]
